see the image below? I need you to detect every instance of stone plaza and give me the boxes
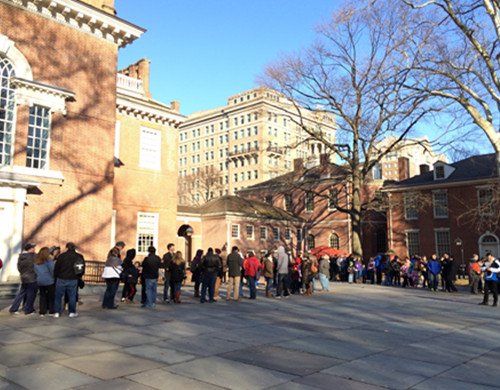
[0,283,499,390]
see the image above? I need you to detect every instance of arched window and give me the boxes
[329,233,339,249]
[307,234,315,250]
[0,57,16,166]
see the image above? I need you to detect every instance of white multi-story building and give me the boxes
[178,87,337,204]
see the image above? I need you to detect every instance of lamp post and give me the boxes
[454,237,464,265]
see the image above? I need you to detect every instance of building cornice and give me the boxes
[11,77,75,114]
[117,94,186,128]
[382,176,497,193]
[1,0,145,48]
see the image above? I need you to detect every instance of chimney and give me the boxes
[136,59,151,99]
[293,158,304,178]
[398,157,410,181]
[319,153,330,176]
[419,164,429,175]
[171,101,180,113]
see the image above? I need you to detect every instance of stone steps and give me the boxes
[0,283,20,299]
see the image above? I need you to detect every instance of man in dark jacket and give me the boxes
[226,246,242,300]
[53,242,85,318]
[9,243,37,315]
[162,243,175,303]
[200,248,221,303]
[142,246,161,308]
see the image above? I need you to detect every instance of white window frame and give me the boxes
[432,191,448,219]
[406,230,420,257]
[260,226,268,240]
[273,227,280,241]
[477,186,494,216]
[139,127,162,170]
[404,193,418,220]
[246,225,255,240]
[136,212,159,255]
[434,228,450,257]
[231,223,240,239]
[285,227,292,241]
[26,105,51,169]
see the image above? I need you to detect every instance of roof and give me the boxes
[177,195,300,221]
[384,153,497,190]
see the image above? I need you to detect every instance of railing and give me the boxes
[82,261,106,285]
[228,145,260,158]
[117,73,144,94]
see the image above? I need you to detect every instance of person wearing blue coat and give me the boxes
[34,247,55,316]
[427,254,441,292]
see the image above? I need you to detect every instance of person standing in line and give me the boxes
[101,247,122,309]
[170,251,186,303]
[10,244,38,315]
[427,254,441,292]
[53,242,85,318]
[226,246,242,301]
[121,249,136,302]
[442,253,458,292]
[190,249,203,297]
[367,257,376,285]
[479,253,500,307]
[244,250,260,299]
[200,248,221,303]
[126,261,141,303]
[213,248,224,299]
[318,255,331,291]
[162,243,175,303]
[141,246,162,308]
[263,252,274,298]
[34,247,55,316]
[275,246,290,298]
[469,254,481,295]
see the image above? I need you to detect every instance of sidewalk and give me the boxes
[0,282,499,390]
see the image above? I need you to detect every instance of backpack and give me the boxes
[73,256,85,276]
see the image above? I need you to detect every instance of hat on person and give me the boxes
[49,246,60,254]
[24,243,35,251]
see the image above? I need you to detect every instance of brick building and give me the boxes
[237,155,387,258]
[114,59,185,258]
[176,196,300,261]
[382,153,499,264]
[0,0,145,281]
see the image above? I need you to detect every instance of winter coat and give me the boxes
[427,260,441,275]
[263,258,274,279]
[227,250,243,277]
[201,252,221,274]
[54,249,85,280]
[17,252,37,284]
[170,261,186,283]
[319,258,330,279]
[142,254,162,279]
[244,256,260,277]
[276,246,289,274]
[34,259,54,286]
[102,255,123,279]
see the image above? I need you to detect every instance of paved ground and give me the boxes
[0,282,499,390]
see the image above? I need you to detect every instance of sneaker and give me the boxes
[121,298,126,302]
[53,313,60,318]
[39,314,45,318]
[69,312,79,318]
[275,296,281,299]
[9,311,21,315]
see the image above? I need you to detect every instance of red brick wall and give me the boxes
[2,4,118,260]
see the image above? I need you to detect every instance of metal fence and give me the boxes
[82,261,105,285]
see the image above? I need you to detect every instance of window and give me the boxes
[233,173,238,182]
[406,231,420,256]
[139,127,161,170]
[26,106,51,169]
[285,227,292,241]
[307,234,315,250]
[478,187,494,216]
[328,189,338,211]
[404,193,418,220]
[254,126,258,135]
[260,226,268,240]
[433,191,448,218]
[273,227,280,241]
[297,229,303,242]
[234,118,238,126]
[265,195,273,204]
[435,165,445,179]
[231,224,240,239]
[0,58,15,166]
[137,212,159,254]
[247,225,254,240]
[254,170,258,179]
[284,194,293,211]
[329,233,339,249]
[305,192,315,212]
[435,229,450,257]
[234,131,238,140]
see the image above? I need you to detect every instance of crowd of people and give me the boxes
[7,241,500,317]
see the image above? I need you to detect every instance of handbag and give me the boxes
[311,262,318,274]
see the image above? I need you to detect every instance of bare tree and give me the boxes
[260,0,430,257]
[178,165,224,206]
[401,0,500,175]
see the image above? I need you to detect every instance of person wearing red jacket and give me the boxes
[244,251,261,299]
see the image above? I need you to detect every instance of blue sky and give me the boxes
[116,0,341,116]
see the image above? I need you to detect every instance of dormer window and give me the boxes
[433,162,455,180]
[435,165,445,179]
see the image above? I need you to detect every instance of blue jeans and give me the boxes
[247,276,256,299]
[201,272,217,302]
[9,282,38,314]
[54,279,78,314]
[163,279,172,301]
[265,277,273,294]
[172,282,182,293]
[145,278,158,307]
[319,273,330,291]
[102,278,120,308]
[429,272,439,290]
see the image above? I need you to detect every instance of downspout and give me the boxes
[346,182,352,254]
[388,192,393,249]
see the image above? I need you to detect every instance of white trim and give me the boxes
[0,0,145,48]
[0,165,63,184]
[0,34,32,79]
[114,119,120,159]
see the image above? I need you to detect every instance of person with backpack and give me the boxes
[243,250,260,299]
[53,242,85,318]
[9,243,37,315]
